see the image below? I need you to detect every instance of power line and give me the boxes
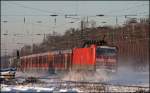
[108,3,149,15]
[1,14,149,17]
[2,2,148,18]
[7,2,64,15]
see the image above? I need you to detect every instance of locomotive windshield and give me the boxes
[96,47,116,56]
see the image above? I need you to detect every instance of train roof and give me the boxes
[20,49,72,58]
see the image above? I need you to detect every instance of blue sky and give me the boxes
[1,1,149,55]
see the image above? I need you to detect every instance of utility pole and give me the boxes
[44,33,46,41]
[79,18,84,47]
[116,16,118,27]
[2,20,8,66]
[81,19,84,40]
[86,16,89,27]
[50,14,58,33]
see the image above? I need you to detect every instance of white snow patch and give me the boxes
[1,84,55,92]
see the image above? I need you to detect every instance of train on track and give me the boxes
[9,39,118,74]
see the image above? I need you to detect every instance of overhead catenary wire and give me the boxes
[1,14,149,17]
[2,2,148,20]
[2,2,149,30]
[6,2,64,15]
[2,1,80,32]
[2,2,148,17]
[5,2,149,15]
[106,3,149,15]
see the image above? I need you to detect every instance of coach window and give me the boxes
[33,57,36,67]
[41,56,44,68]
[39,56,42,65]
[30,58,32,68]
[31,57,33,67]
[24,58,26,69]
[29,57,31,67]
[25,58,27,68]
[28,58,30,68]
[44,56,47,68]
[35,56,37,63]
[35,56,38,67]
[29,58,31,68]
[45,55,47,63]
[44,56,46,64]
[42,56,44,64]
[26,58,28,68]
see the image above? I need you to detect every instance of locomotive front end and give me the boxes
[96,46,117,73]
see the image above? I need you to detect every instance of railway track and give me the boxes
[47,81,149,92]
[15,77,149,88]
[1,76,149,92]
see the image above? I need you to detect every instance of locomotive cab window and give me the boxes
[96,46,117,56]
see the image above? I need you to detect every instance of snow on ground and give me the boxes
[16,71,57,78]
[106,66,149,87]
[15,66,149,87]
[1,84,55,92]
[106,85,149,92]
[1,83,149,92]
[1,66,149,92]
[61,67,149,87]
[1,84,83,92]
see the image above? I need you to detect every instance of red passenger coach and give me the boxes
[52,50,72,72]
[20,52,50,72]
[19,50,72,73]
